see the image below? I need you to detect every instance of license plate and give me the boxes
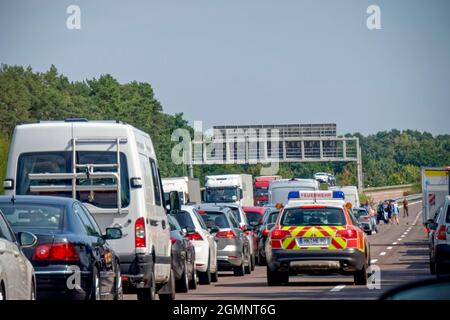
[296,237,329,246]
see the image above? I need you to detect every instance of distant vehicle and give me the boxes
[330,186,360,209]
[170,205,218,285]
[255,207,280,265]
[266,191,370,286]
[268,179,319,206]
[428,195,450,275]
[353,207,377,235]
[0,195,122,300]
[166,215,197,294]
[253,176,282,206]
[3,120,173,301]
[162,177,201,205]
[212,203,256,271]
[421,167,450,225]
[327,174,337,186]
[0,206,37,300]
[195,204,251,276]
[204,174,253,206]
[243,206,266,229]
[314,172,330,184]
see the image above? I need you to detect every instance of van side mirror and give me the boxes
[239,189,243,199]
[103,227,122,240]
[168,190,181,212]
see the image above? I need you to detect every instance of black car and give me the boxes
[168,214,197,293]
[256,207,280,265]
[0,195,123,300]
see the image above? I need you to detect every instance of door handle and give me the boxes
[149,219,159,226]
[161,220,166,229]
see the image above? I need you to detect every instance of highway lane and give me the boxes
[125,201,432,300]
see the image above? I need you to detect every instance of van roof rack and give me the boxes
[64,118,88,122]
[28,137,126,214]
[37,119,125,124]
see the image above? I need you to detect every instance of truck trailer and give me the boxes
[421,167,450,224]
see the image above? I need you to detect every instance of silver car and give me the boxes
[0,209,37,300]
[196,205,251,276]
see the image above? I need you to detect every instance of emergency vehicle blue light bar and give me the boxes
[332,191,345,199]
[287,191,299,200]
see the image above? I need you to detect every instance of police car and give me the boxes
[265,190,371,286]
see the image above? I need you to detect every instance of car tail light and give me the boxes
[336,227,358,239]
[186,232,203,241]
[33,243,79,261]
[270,228,290,240]
[262,229,270,237]
[436,225,447,240]
[135,217,146,248]
[216,230,236,238]
[362,216,370,221]
[171,236,177,245]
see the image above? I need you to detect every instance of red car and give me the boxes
[243,206,266,263]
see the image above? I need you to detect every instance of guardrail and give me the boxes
[363,184,414,192]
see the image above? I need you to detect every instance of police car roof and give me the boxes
[285,199,346,209]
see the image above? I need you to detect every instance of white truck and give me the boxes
[162,176,201,205]
[204,174,253,206]
[422,167,450,224]
[268,179,319,205]
[330,186,360,209]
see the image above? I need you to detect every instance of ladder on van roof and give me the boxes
[28,137,127,214]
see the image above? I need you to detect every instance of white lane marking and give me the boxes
[398,238,402,241]
[401,235,405,238]
[412,210,422,226]
[387,246,393,250]
[371,259,378,264]
[393,242,398,245]
[330,285,346,292]
[403,232,408,235]
[380,252,386,256]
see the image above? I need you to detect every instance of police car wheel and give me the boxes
[267,266,288,286]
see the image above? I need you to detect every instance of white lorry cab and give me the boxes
[268,178,319,206]
[162,176,201,205]
[204,174,253,206]
[3,119,174,300]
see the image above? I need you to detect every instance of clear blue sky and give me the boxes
[1,0,449,135]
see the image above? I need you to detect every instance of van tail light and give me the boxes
[33,243,79,261]
[436,226,447,240]
[216,230,236,239]
[336,227,358,239]
[135,217,146,248]
[186,232,203,241]
[262,229,270,237]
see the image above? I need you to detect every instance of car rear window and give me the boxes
[267,211,279,224]
[0,203,64,230]
[170,211,196,230]
[199,211,230,229]
[245,211,263,225]
[228,207,241,223]
[446,206,450,223]
[281,207,346,226]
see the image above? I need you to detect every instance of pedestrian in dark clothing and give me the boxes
[403,198,409,218]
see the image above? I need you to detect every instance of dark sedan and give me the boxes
[256,207,280,265]
[167,214,197,293]
[0,195,123,300]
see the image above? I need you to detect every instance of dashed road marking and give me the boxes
[330,285,346,292]
[398,238,402,241]
[371,259,378,264]
[387,246,393,250]
[380,252,386,256]
[393,242,397,245]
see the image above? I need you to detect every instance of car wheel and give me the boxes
[198,257,212,285]
[88,267,101,301]
[0,283,5,300]
[266,266,288,286]
[429,254,436,275]
[354,263,368,285]
[258,251,266,266]
[159,268,176,301]
[189,264,198,290]
[114,264,123,300]
[30,280,36,300]
[244,252,251,275]
[176,260,189,293]
[233,254,245,277]
[137,267,156,301]
[250,253,256,271]
[210,267,219,283]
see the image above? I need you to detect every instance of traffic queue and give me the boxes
[0,120,376,300]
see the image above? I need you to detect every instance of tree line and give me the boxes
[1,64,449,192]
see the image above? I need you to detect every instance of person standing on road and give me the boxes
[403,198,409,218]
[392,202,400,225]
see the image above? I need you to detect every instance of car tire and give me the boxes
[114,263,123,300]
[435,262,447,276]
[30,280,36,300]
[88,267,101,301]
[250,253,256,271]
[159,268,176,301]
[198,257,212,285]
[354,264,368,285]
[430,255,436,275]
[189,264,198,290]
[136,267,156,301]
[210,267,219,283]
[258,251,266,266]
[266,266,288,286]
[176,261,189,293]
[0,282,6,300]
[244,252,251,275]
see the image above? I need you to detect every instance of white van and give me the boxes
[204,174,253,206]
[268,179,319,205]
[3,119,173,300]
[330,186,360,209]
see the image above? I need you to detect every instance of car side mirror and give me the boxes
[181,228,188,236]
[103,227,122,240]
[168,191,181,212]
[17,231,37,248]
[429,222,438,231]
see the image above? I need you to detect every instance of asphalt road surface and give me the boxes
[126,201,431,300]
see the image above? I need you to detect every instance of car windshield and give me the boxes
[170,211,196,231]
[255,188,268,197]
[281,207,346,226]
[245,211,262,226]
[267,211,279,224]
[0,203,64,230]
[199,211,230,229]
[205,187,238,203]
[16,151,130,208]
